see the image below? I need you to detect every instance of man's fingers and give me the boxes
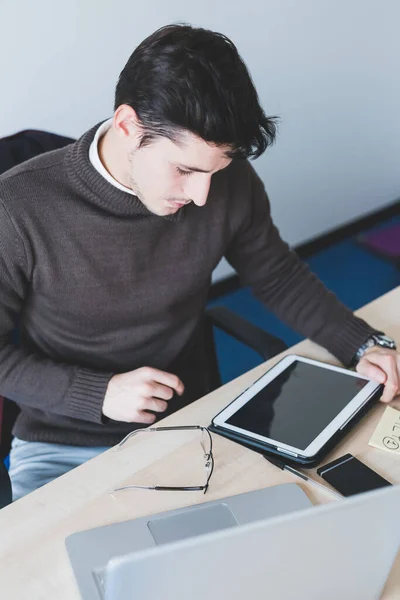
[142,397,169,413]
[380,366,399,404]
[103,368,185,423]
[356,360,386,384]
[136,411,157,424]
[357,353,399,403]
[368,353,399,402]
[149,383,175,401]
[140,367,185,395]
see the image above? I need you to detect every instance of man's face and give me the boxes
[127,131,232,216]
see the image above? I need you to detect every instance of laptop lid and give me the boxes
[105,484,400,600]
[67,483,311,600]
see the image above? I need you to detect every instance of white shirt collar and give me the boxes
[88,118,135,195]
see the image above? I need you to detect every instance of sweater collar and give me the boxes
[89,118,136,196]
[65,122,184,221]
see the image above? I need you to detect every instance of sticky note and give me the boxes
[369,406,400,454]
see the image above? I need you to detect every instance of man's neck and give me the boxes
[98,126,131,189]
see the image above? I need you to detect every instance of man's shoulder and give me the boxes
[206,157,271,235]
[211,158,265,206]
[213,158,261,195]
[218,157,253,180]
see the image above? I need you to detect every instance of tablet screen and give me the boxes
[225,361,369,450]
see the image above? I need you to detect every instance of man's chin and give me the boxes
[139,197,183,217]
[150,203,181,217]
[152,205,179,217]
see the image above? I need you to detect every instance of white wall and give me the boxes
[1,1,399,281]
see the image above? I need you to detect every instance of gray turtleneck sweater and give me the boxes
[0,123,377,446]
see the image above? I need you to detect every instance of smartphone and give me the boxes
[316,453,392,497]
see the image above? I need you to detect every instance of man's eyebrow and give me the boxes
[177,159,232,174]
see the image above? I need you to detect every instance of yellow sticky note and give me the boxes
[369,406,400,454]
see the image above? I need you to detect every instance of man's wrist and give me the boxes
[352,333,397,366]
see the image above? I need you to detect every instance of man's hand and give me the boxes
[356,347,400,403]
[102,367,185,423]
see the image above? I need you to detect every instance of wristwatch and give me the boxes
[353,333,397,365]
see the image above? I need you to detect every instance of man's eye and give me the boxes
[176,167,192,177]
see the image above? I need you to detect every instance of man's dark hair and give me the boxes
[115,24,277,159]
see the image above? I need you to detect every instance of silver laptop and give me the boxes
[66,483,312,599]
[105,484,400,600]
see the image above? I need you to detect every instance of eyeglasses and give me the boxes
[110,425,214,494]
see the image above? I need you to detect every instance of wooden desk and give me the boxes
[1,287,399,600]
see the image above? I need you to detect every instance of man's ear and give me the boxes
[113,105,142,142]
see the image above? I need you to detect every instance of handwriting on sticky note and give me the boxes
[369,406,400,454]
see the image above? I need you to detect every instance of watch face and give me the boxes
[374,334,396,348]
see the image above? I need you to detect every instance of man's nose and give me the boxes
[186,175,211,207]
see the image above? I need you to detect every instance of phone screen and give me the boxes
[317,454,392,496]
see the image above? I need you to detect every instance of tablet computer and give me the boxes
[211,355,382,463]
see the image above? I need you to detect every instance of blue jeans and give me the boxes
[9,438,110,501]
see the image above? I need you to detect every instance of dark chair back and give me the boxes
[0,129,74,175]
[0,129,75,464]
[0,459,12,508]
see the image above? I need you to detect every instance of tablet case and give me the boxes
[209,384,383,469]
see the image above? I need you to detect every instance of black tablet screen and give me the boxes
[226,361,369,450]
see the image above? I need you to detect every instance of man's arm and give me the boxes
[0,200,184,425]
[0,199,113,423]
[225,162,378,367]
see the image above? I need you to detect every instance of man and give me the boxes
[1,24,398,501]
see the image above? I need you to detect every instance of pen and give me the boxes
[264,455,343,500]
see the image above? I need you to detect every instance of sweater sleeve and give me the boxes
[224,162,379,366]
[0,199,113,423]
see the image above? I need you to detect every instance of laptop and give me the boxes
[105,484,400,600]
[66,483,312,599]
